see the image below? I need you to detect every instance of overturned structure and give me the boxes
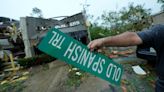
[20,13,89,57]
[152,11,164,25]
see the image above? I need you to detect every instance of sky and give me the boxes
[0,0,161,20]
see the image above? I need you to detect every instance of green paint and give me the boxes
[38,28,123,85]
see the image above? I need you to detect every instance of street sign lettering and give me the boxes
[38,28,123,85]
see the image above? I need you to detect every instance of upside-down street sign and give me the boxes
[38,28,123,85]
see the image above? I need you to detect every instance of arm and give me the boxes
[88,32,143,51]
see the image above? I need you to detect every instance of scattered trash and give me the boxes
[132,65,146,75]
[12,75,19,80]
[121,79,130,85]
[69,69,72,72]
[0,73,5,80]
[75,72,81,76]
[11,76,28,83]
[72,68,78,71]
[112,51,118,54]
[22,71,29,76]
[108,49,134,58]
[1,80,9,85]
[109,54,118,58]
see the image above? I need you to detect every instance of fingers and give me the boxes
[87,39,102,51]
[87,41,94,51]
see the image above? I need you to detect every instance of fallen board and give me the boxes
[38,28,123,85]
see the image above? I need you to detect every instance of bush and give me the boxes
[17,54,56,68]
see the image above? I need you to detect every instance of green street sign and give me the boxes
[38,28,123,85]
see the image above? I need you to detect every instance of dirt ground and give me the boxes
[21,55,156,92]
[22,60,116,92]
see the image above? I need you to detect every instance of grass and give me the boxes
[0,81,26,92]
[66,65,88,87]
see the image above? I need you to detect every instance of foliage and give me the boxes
[90,26,107,40]
[67,70,82,87]
[66,66,87,87]
[101,3,151,33]
[31,7,43,18]
[90,3,151,39]
[157,0,164,11]
[101,11,120,28]
[158,0,164,3]
[17,54,55,68]
[89,25,121,40]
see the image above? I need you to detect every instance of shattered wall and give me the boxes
[152,11,164,25]
[20,13,88,57]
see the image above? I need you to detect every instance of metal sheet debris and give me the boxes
[132,65,146,75]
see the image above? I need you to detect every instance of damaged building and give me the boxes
[20,12,89,57]
[0,17,24,58]
[152,11,164,25]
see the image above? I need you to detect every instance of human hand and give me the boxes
[87,38,105,51]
